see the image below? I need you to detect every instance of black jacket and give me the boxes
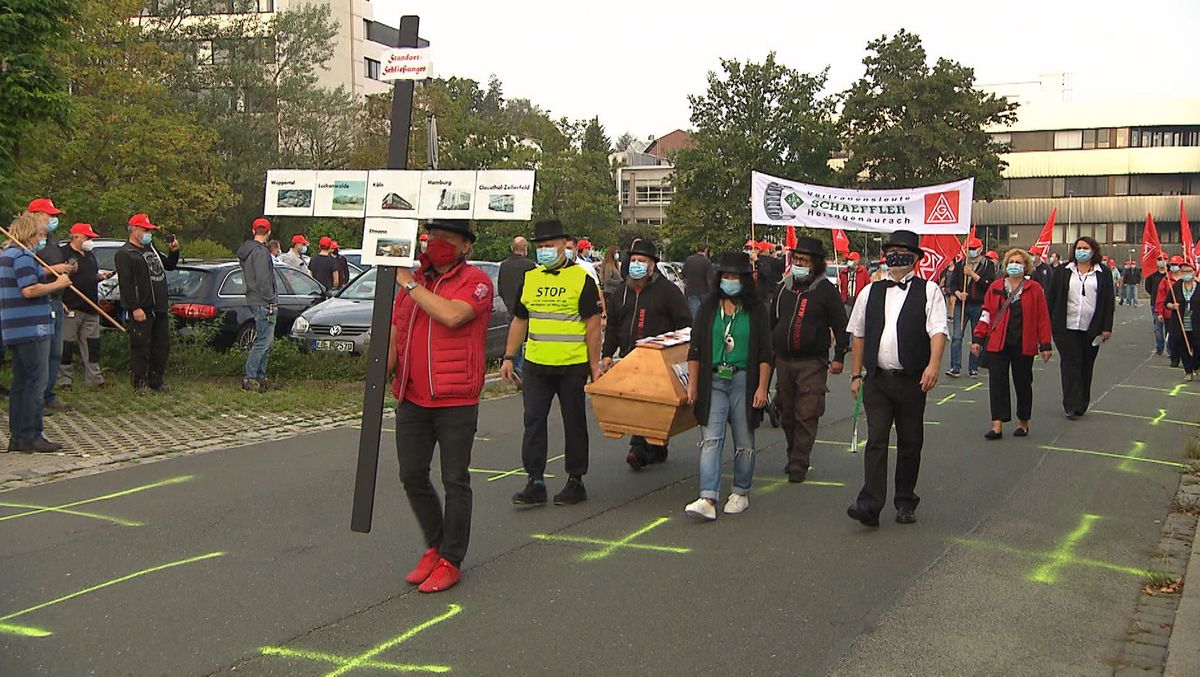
[498,254,536,314]
[603,273,691,358]
[770,275,849,362]
[59,243,101,312]
[688,293,773,430]
[115,241,179,313]
[1166,280,1200,342]
[948,258,997,305]
[1145,270,1166,300]
[682,252,714,297]
[1046,263,1115,338]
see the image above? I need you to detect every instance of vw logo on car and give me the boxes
[329,325,343,336]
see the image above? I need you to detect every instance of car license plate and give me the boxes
[313,339,354,352]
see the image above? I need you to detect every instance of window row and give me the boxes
[991,126,1200,152]
[141,0,274,16]
[166,37,276,67]
[1000,174,1200,199]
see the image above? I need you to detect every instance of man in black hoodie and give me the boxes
[237,218,279,392]
[770,236,849,482]
[114,213,179,392]
[601,239,691,469]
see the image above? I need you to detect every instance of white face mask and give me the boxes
[81,239,95,252]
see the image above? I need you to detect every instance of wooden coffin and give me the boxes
[585,337,697,446]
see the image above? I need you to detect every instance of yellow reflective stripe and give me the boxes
[528,333,587,342]
[528,310,582,321]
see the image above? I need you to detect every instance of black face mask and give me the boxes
[885,251,916,269]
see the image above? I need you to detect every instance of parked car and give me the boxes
[658,261,686,294]
[102,260,330,349]
[290,261,510,358]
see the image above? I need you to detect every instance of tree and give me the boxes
[9,0,232,233]
[665,53,839,251]
[614,132,639,153]
[837,30,1017,196]
[581,116,610,154]
[0,0,79,212]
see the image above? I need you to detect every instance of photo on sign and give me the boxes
[364,170,423,218]
[417,171,478,220]
[263,169,317,216]
[361,218,419,267]
[471,169,535,220]
[313,170,369,217]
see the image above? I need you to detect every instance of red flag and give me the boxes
[832,228,850,256]
[785,225,798,250]
[1140,213,1162,279]
[917,234,961,282]
[1029,208,1056,258]
[1183,201,1197,267]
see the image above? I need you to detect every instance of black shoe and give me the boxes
[847,505,880,527]
[29,436,63,452]
[648,446,668,464]
[1171,361,1181,368]
[896,508,917,524]
[258,378,284,391]
[553,478,588,505]
[984,430,1003,440]
[242,378,263,393]
[788,470,807,483]
[625,450,644,471]
[969,370,979,378]
[512,479,548,506]
[1013,427,1029,437]
[945,369,960,378]
[1065,411,1079,420]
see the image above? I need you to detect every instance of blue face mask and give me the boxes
[1006,262,1025,277]
[47,217,59,231]
[628,261,649,280]
[34,238,47,252]
[1170,265,1180,273]
[1185,274,1196,283]
[968,248,980,258]
[565,249,576,262]
[141,233,153,246]
[1074,249,1091,262]
[792,265,810,279]
[536,246,560,267]
[720,279,742,297]
[300,245,308,254]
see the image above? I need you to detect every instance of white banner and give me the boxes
[472,170,535,221]
[380,48,432,81]
[264,170,316,217]
[751,171,973,234]
[313,170,368,217]
[361,218,419,268]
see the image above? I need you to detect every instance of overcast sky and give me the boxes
[373,0,1199,141]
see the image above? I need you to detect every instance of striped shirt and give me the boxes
[0,246,53,345]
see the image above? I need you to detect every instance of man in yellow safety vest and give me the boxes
[500,219,603,506]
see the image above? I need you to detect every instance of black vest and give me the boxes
[863,279,931,377]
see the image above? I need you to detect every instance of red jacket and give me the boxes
[1156,275,1180,320]
[838,264,867,303]
[973,278,1052,356]
[392,259,494,407]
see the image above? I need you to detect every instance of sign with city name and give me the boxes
[379,47,432,81]
[751,170,973,234]
[264,169,534,220]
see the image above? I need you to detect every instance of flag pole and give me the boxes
[1168,283,1194,356]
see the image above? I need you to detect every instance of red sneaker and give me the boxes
[405,547,440,585]
[418,558,461,593]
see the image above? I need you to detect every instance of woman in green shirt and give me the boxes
[685,252,773,521]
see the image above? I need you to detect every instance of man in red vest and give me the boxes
[388,219,494,593]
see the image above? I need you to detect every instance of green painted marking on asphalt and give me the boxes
[1037,444,1187,469]
[260,604,461,675]
[0,551,225,637]
[1117,441,1147,473]
[0,475,192,524]
[723,474,845,495]
[964,381,983,392]
[470,454,563,482]
[937,392,957,405]
[1091,408,1196,428]
[816,439,896,450]
[953,514,1149,585]
[0,622,52,637]
[0,502,142,527]
[532,517,691,561]
[1115,384,1200,398]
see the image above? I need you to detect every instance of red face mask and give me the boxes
[426,237,459,267]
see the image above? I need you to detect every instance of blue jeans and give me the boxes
[45,297,64,404]
[1121,285,1138,306]
[1153,306,1166,354]
[949,302,983,372]
[512,339,526,378]
[243,305,277,380]
[9,339,50,444]
[688,295,702,319]
[699,370,755,500]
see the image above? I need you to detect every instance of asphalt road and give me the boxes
[0,304,1191,676]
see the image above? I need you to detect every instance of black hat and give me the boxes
[792,236,826,259]
[628,239,660,262]
[881,229,924,259]
[531,219,570,243]
[424,219,476,243]
[715,251,753,274]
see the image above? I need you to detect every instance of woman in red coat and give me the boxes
[971,249,1053,440]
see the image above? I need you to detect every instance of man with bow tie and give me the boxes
[844,230,948,528]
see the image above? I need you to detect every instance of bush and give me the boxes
[181,238,234,260]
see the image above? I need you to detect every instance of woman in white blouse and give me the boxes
[1044,236,1116,419]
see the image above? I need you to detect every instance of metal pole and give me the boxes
[351,14,420,534]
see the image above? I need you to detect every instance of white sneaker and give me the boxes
[684,498,717,521]
[724,493,750,514]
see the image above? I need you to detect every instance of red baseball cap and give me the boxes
[251,217,271,233]
[318,236,333,249]
[291,234,309,246]
[69,223,99,238]
[27,198,63,215]
[986,251,999,260]
[967,237,983,249]
[128,213,158,230]
[578,239,592,249]
[847,252,861,261]
[1170,255,1185,265]
[331,240,340,250]
[419,233,429,242]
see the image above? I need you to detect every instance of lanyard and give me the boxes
[720,303,739,359]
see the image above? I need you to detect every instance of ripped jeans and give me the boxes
[699,369,756,500]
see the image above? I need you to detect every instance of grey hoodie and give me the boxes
[237,239,277,306]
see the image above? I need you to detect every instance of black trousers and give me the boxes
[394,400,477,567]
[521,361,590,479]
[128,311,171,389]
[857,371,927,516]
[1053,330,1099,415]
[986,344,1034,423]
[1169,331,1200,373]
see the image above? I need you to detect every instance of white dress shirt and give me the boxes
[1065,262,1099,331]
[847,273,949,370]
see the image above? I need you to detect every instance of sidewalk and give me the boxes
[1165,474,1200,676]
